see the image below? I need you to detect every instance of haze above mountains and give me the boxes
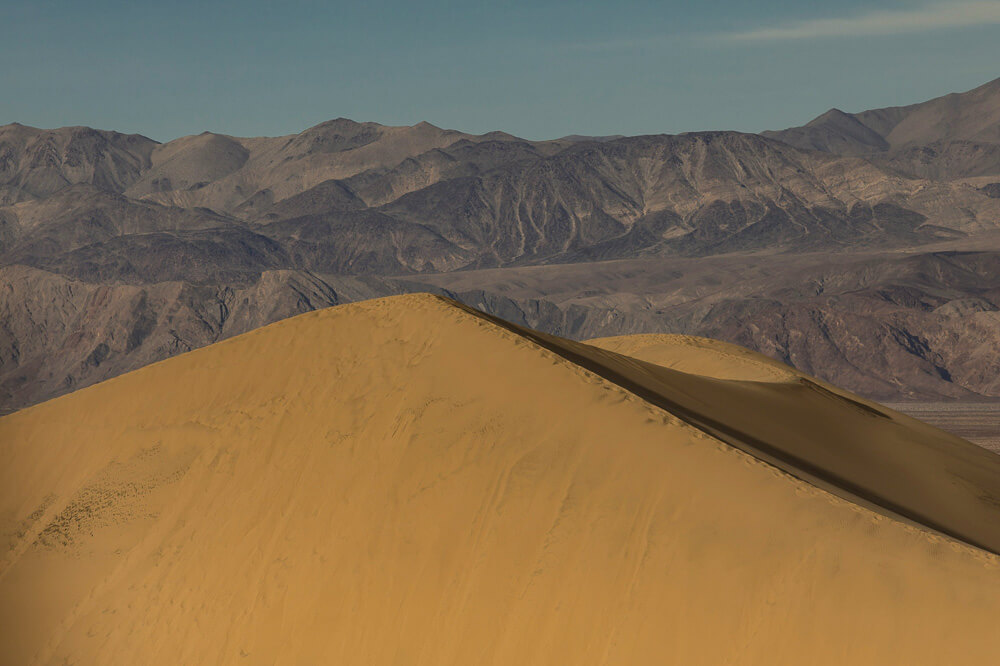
[3,77,1000,411]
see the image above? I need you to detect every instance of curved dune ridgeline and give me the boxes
[3,294,1000,664]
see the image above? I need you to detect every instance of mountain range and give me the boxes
[764,76,1000,179]
[2,77,1000,411]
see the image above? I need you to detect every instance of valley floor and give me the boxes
[889,402,1000,453]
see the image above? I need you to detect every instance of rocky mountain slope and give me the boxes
[0,123,155,203]
[2,77,1000,411]
[764,77,1000,179]
[6,242,1000,411]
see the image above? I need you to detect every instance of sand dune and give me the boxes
[583,332,1000,551]
[3,294,1000,664]
[587,333,801,382]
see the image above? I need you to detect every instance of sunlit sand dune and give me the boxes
[3,294,1000,665]
[585,332,1000,551]
[586,333,801,382]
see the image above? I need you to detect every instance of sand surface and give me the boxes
[3,295,1000,665]
[586,333,801,382]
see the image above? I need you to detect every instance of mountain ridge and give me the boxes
[3,76,1000,411]
[763,77,1000,178]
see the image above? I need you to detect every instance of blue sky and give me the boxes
[2,0,999,141]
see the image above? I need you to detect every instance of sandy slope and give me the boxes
[587,333,801,382]
[2,294,1000,665]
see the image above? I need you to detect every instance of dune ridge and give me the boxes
[581,332,1000,552]
[586,334,800,382]
[3,294,1000,664]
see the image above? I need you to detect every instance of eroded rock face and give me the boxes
[4,121,998,280]
[0,124,156,204]
[5,246,1000,412]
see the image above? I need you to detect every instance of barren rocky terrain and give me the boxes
[764,77,1000,173]
[2,77,1000,412]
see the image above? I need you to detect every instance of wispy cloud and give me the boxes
[720,1,1000,41]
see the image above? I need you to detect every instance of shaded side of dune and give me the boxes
[452,299,1000,555]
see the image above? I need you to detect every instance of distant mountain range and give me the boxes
[764,77,1000,179]
[3,77,1000,410]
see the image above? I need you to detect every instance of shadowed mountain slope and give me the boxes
[5,243,1000,413]
[6,122,998,280]
[0,124,156,203]
[372,132,997,264]
[2,295,1000,665]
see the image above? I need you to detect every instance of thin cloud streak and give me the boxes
[720,1,1000,41]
